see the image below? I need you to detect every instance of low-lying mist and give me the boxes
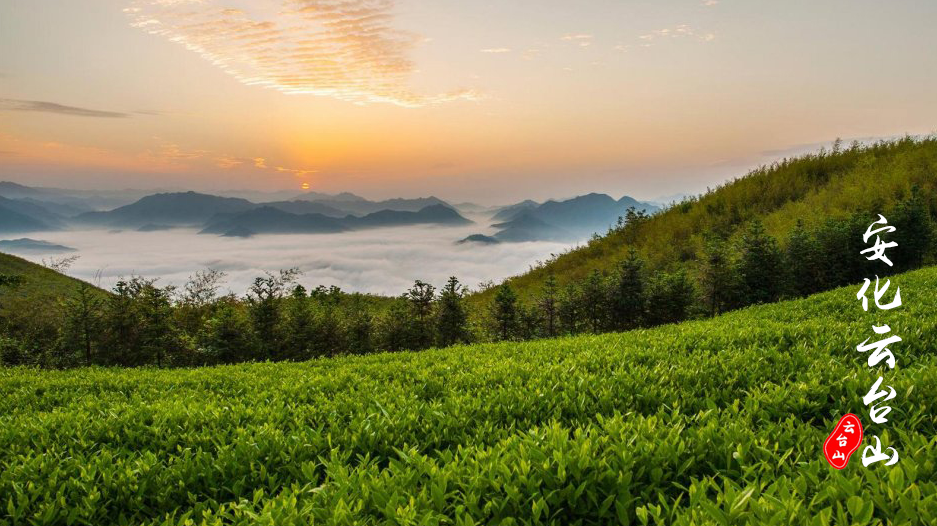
[19,221,574,296]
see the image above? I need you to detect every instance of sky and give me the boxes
[1,0,936,204]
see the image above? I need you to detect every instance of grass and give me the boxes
[0,252,105,314]
[2,266,937,525]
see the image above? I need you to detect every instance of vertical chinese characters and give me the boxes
[857,215,901,467]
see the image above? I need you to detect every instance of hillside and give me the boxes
[0,251,106,330]
[2,265,936,524]
[472,137,937,303]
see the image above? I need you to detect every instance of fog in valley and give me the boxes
[20,219,573,296]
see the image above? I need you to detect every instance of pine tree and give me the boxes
[435,277,470,347]
[200,299,255,364]
[135,281,177,367]
[377,298,412,352]
[407,280,436,350]
[645,270,694,326]
[281,286,315,360]
[517,301,539,340]
[785,220,821,297]
[611,249,645,330]
[537,274,559,338]
[700,236,735,317]
[581,269,607,334]
[737,219,783,305]
[345,296,374,355]
[558,282,581,335]
[59,282,103,365]
[491,284,519,341]
[312,294,345,357]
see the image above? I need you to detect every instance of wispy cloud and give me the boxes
[701,0,719,6]
[561,34,593,47]
[480,48,511,54]
[124,0,480,107]
[637,25,714,45]
[0,98,130,118]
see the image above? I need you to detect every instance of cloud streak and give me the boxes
[0,98,130,118]
[637,25,714,45]
[124,0,480,107]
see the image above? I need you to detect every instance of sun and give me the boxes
[301,182,310,190]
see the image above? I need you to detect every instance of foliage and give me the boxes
[2,265,937,524]
[470,136,937,306]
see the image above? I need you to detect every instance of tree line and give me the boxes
[0,188,933,368]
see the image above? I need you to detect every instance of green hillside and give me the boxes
[2,264,935,525]
[0,251,98,304]
[471,137,937,305]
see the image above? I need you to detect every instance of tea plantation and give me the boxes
[2,267,937,525]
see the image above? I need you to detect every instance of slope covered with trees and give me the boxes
[471,137,937,308]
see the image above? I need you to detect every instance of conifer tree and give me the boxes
[435,277,470,347]
[737,219,783,306]
[537,274,559,338]
[611,249,645,330]
[491,284,519,341]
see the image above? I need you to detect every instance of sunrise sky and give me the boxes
[1,0,936,202]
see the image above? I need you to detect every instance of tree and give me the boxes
[784,220,821,297]
[345,296,373,355]
[311,289,346,357]
[435,276,470,347]
[558,282,581,335]
[100,278,144,366]
[377,298,412,352]
[614,206,651,243]
[200,299,255,364]
[406,280,436,349]
[281,285,316,360]
[581,269,608,334]
[611,250,645,330]
[246,269,300,360]
[517,301,539,340]
[700,236,735,317]
[135,280,178,367]
[537,274,559,338]
[645,270,695,326]
[59,282,103,365]
[889,185,934,272]
[178,269,226,335]
[737,219,784,306]
[491,284,519,341]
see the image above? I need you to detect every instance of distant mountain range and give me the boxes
[293,194,451,215]
[201,204,471,237]
[74,192,257,228]
[0,181,658,243]
[0,196,67,233]
[465,193,660,243]
[490,200,540,222]
[0,238,76,254]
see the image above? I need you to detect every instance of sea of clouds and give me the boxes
[21,218,573,297]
